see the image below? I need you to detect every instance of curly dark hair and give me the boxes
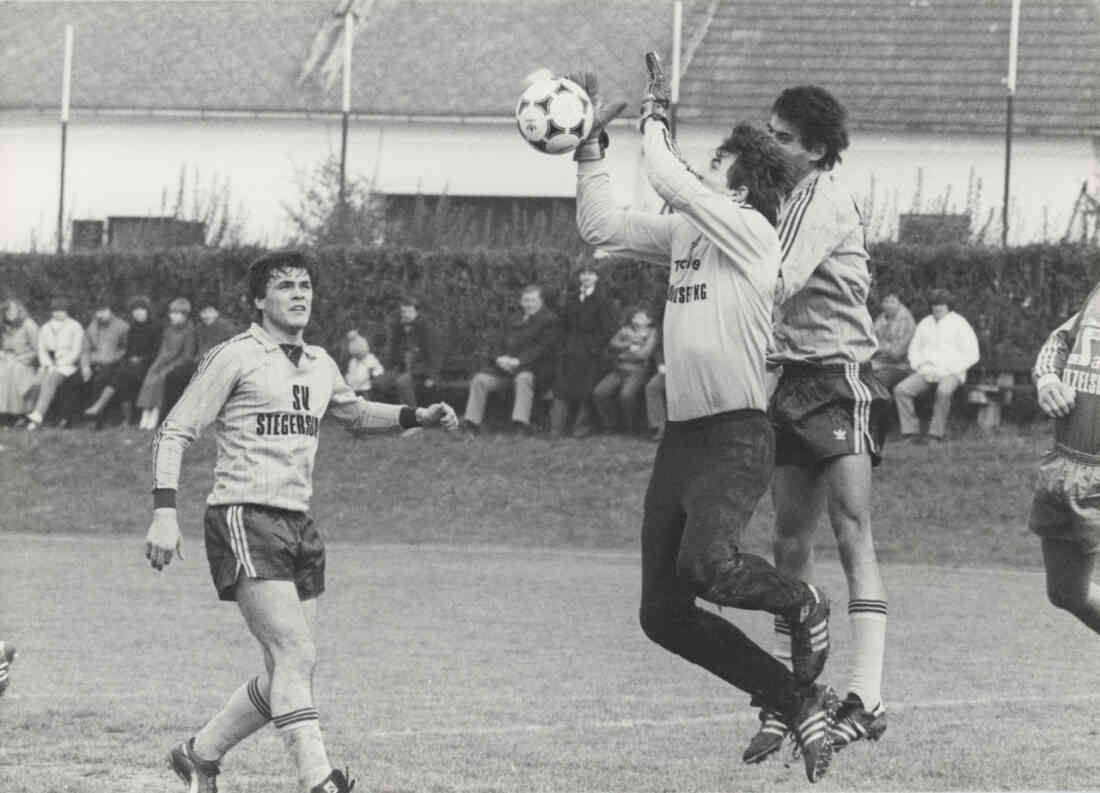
[771,85,850,171]
[246,249,318,303]
[717,123,797,227]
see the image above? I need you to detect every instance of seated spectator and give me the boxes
[84,295,160,426]
[161,303,239,415]
[373,296,442,409]
[79,301,129,427]
[0,299,40,421]
[593,305,657,433]
[871,291,916,391]
[894,288,980,442]
[462,284,560,435]
[644,335,667,442]
[550,263,617,438]
[136,297,197,430]
[25,297,84,430]
[345,330,385,398]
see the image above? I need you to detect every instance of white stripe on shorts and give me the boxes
[228,505,257,579]
[844,363,873,455]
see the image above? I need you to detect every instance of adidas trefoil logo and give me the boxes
[833,428,847,440]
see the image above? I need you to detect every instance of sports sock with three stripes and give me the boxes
[192,675,272,760]
[847,598,887,708]
[273,707,333,791]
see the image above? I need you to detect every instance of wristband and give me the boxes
[398,406,420,429]
[573,131,609,162]
[153,488,177,509]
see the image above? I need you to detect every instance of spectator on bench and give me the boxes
[374,295,443,409]
[550,263,617,438]
[871,291,916,391]
[162,304,239,416]
[0,298,39,421]
[24,297,84,430]
[84,295,160,427]
[593,304,658,433]
[644,335,667,442]
[893,288,980,443]
[79,300,129,427]
[462,284,560,435]
[345,330,385,398]
[136,297,197,430]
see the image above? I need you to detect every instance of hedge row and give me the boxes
[1,242,1097,371]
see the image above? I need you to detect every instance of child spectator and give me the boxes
[345,330,385,397]
[0,299,39,420]
[136,297,197,430]
[25,297,84,430]
[593,305,658,432]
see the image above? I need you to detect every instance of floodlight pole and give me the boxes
[1002,0,1020,247]
[670,1,682,136]
[339,10,354,238]
[57,24,73,254]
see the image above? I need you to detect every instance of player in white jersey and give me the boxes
[571,61,839,783]
[144,250,458,793]
[743,86,891,763]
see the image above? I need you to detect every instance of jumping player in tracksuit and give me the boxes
[569,62,839,784]
[1030,281,1100,637]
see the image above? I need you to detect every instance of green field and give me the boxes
[2,424,1099,792]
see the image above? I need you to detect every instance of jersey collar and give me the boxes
[247,322,319,360]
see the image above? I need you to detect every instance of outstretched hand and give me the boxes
[415,402,460,431]
[640,51,671,132]
[564,71,628,162]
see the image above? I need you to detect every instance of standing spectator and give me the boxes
[25,297,84,430]
[374,296,443,409]
[79,301,130,425]
[870,292,916,391]
[893,289,980,442]
[84,295,160,426]
[593,305,658,433]
[549,263,617,438]
[644,335,667,442]
[162,304,240,416]
[137,297,197,430]
[461,284,560,435]
[345,330,385,398]
[0,299,39,420]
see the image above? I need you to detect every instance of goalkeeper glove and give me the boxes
[566,71,628,162]
[640,51,671,133]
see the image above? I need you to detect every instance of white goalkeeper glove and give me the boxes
[640,51,671,133]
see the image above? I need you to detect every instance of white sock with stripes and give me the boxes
[772,614,792,667]
[847,599,887,709]
[273,708,332,791]
[193,675,271,761]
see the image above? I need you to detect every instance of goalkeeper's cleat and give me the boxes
[0,641,15,697]
[310,767,356,793]
[829,693,887,751]
[167,738,220,793]
[790,684,839,783]
[788,585,830,685]
[742,707,791,764]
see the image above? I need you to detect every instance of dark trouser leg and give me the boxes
[638,421,803,721]
[618,368,648,432]
[549,397,570,436]
[395,373,417,408]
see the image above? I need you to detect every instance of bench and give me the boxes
[960,355,1037,429]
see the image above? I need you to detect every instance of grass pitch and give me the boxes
[2,424,1099,792]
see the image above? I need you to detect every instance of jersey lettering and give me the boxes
[665,282,709,304]
[292,384,312,411]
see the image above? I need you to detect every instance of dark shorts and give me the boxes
[1028,450,1100,553]
[203,504,326,602]
[769,363,891,468]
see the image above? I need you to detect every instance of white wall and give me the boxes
[0,111,1094,251]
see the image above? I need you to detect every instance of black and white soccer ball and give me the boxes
[515,77,595,155]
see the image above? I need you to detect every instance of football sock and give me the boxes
[771,614,792,666]
[192,675,272,760]
[273,708,332,791]
[847,599,888,708]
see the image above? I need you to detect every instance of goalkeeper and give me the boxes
[570,58,839,784]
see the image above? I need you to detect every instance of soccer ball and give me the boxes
[515,77,595,155]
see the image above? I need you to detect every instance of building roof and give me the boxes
[1,0,1097,135]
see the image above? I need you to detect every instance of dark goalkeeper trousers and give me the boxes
[639,409,811,719]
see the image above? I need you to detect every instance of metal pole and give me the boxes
[670,1,682,137]
[57,24,73,254]
[339,11,353,237]
[1002,0,1021,247]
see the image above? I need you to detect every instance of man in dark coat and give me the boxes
[373,296,443,409]
[162,305,241,416]
[461,285,559,434]
[550,263,618,437]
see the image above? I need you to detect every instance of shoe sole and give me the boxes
[167,747,200,793]
[742,736,787,764]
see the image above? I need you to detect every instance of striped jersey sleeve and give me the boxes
[152,337,242,493]
[1033,313,1076,389]
[776,174,862,296]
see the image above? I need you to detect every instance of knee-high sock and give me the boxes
[772,614,792,666]
[847,599,887,708]
[193,675,272,761]
[273,708,332,791]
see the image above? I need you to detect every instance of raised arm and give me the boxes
[576,161,676,264]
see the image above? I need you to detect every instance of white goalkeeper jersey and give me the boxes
[576,123,780,421]
[153,323,404,512]
[770,168,878,366]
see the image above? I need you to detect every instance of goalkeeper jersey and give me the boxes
[153,322,404,512]
[576,123,779,421]
[769,168,878,367]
